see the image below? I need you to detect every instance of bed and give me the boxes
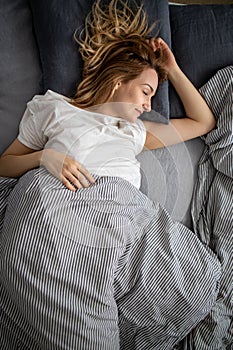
[0,0,232,348]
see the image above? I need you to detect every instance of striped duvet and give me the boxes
[178,66,233,350]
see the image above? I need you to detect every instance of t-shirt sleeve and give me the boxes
[17,95,52,150]
[133,118,147,155]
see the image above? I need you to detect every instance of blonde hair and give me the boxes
[72,0,167,108]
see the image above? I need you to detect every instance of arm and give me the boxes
[0,139,42,177]
[0,139,95,191]
[144,38,216,150]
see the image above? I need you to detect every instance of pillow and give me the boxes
[0,0,42,155]
[138,137,205,229]
[169,4,233,118]
[29,0,171,122]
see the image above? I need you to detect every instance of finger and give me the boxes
[64,171,84,189]
[71,171,90,188]
[148,38,157,51]
[159,38,169,49]
[63,158,95,187]
[150,38,164,53]
[78,165,95,184]
[66,168,93,189]
[62,175,77,192]
[64,160,95,184]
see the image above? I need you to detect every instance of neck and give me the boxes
[86,102,122,118]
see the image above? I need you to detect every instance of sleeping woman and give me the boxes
[0,0,221,349]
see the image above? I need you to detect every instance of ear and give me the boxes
[114,81,122,92]
[109,81,122,101]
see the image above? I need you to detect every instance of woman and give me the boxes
[0,1,220,349]
[0,1,215,190]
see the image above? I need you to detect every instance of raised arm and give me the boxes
[0,139,95,191]
[143,38,216,150]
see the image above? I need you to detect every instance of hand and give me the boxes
[148,37,178,76]
[41,149,95,192]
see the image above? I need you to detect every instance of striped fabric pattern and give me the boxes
[0,66,232,349]
[0,172,221,349]
[179,65,233,349]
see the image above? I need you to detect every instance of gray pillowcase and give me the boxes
[29,0,171,122]
[169,4,233,118]
[0,0,42,155]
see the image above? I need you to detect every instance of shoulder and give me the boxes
[27,89,69,114]
[34,89,67,101]
[21,90,71,132]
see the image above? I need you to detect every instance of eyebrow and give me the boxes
[141,83,154,93]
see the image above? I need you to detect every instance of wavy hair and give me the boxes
[72,0,167,108]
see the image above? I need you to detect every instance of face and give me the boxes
[109,68,158,122]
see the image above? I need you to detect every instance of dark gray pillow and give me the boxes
[169,4,233,118]
[0,0,42,154]
[29,0,171,122]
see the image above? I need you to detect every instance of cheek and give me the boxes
[114,83,140,104]
[113,88,126,102]
[125,89,141,104]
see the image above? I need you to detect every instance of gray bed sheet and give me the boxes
[139,137,205,229]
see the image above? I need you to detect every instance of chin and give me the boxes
[120,107,140,123]
[123,115,138,123]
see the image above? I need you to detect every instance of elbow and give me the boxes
[206,116,216,133]
[200,109,216,135]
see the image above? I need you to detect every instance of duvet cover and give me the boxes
[179,66,233,349]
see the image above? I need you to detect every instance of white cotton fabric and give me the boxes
[18,90,146,189]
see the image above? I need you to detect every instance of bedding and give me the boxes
[0,172,220,349]
[29,0,171,122]
[179,65,233,349]
[169,4,233,118]
[0,66,232,349]
[0,0,42,155]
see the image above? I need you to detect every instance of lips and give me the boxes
[135,108,142,116]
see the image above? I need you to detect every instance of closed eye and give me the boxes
[141,83,156,96]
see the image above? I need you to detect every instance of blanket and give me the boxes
[179,66,233,349]
[0,171,220,350]
[0,66,232,350]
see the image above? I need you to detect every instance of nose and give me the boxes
[143,100,151,112]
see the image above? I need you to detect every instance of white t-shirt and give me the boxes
[18,90,146,189]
